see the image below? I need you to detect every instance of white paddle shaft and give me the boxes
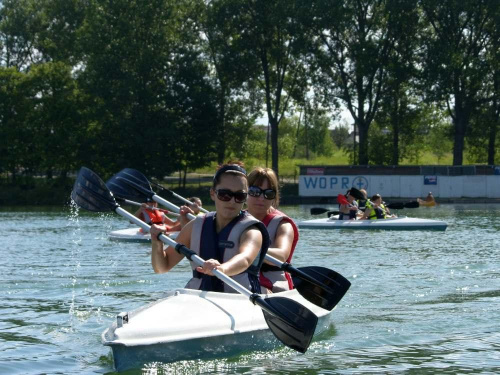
[115,206,252,298]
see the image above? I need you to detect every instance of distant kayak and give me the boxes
[108,228,179,242]
[298,216,447,231]
[417,198,437,207]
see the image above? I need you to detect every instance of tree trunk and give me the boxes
[182,165,188,189]
[391,98,400,165]
[270,117,279,178]
[217,91,226,164]
[452,114,467,166]
[304,108,309,160]
[357,119,369,165]
[487,111,498,165]
[451,83,469,166]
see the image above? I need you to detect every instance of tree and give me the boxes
[0,67,29,181]
[192,0,262,164]
[78,0,218,178]
[217,0,309,177]
[306,0,399,165]
[331,122,350,150]
[24,62,83,179]
[420,0,494,165]
[376,1,421,165]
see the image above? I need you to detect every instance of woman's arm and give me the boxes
[196,226,262,277]
[263,221,293,263]
[150,220,193,274]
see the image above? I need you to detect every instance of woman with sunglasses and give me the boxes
[150,163,269,294]
[246,167,299,294]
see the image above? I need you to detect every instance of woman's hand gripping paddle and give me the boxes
[72,167,319,353]
[107,168,351,311]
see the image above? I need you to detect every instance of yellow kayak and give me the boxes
[417,198,436,207]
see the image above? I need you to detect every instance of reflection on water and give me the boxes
[0,204,499,374]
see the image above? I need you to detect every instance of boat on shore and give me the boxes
[298,215,447,231]
[108,227,178,242]
[102,288,333,372]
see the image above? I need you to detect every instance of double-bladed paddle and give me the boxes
[149,180,209,214]
[107,168,351,311]
[72,167,318,353]
[386,201,420,209]
[115,197,179,216]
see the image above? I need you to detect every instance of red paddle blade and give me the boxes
[337,194,349,205]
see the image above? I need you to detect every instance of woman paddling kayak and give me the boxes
[246,167,299,294]
[150,162,269,293]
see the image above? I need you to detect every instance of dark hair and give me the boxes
[212,161,247,188]
[371,194,382,201]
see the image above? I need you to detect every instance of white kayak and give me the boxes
[108,228,179,242]
[298,215,447,231]
[102,288,333,372]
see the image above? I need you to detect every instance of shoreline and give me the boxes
[2,183,500,207]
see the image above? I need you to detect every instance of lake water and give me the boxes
[0,203,499,374]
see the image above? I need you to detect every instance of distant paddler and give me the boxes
[360,194,395,220]
[338,190,361,220]
[418,192,436,207]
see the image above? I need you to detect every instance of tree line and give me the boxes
[0,0,498,184]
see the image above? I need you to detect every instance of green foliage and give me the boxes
[331,123,350,149]
[0,0,498,189]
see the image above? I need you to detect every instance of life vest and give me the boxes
[142,208,168,224]
[185,211,269,293]
[339,200,358,220]
[357,199,367,210]
[139,208,169,233]
[259,209,299,293]
[367,202,386,219]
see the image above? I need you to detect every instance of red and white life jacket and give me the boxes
[259,208,299,293]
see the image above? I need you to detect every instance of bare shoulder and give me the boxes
[276,220,293,234]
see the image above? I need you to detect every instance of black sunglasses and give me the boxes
[215,189,247,203]
[248,186,276,200]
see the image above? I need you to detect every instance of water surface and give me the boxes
[0,204,499,374]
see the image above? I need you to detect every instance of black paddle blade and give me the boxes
[117,168,152,190]
[310,207,329,215]
[257,296,318,353]
[387,202,404,209]
[292,266,351,311]
[404,200,420,208]
[71,167,118,212]
[349,186,365,200]
[106,174,150,203]
[106,168,154,201]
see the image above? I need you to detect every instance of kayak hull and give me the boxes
[417,198,436,207]
[108,228,178,242]
[298,216,447,231]
[102,288,332,372]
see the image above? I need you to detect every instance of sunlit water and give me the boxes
[0,203,499,374]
